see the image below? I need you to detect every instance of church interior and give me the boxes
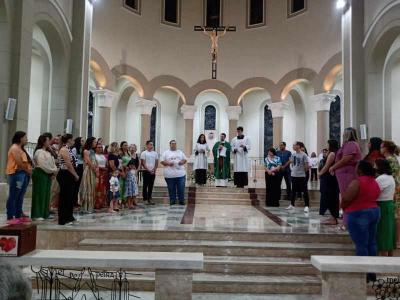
[1,0,400,299]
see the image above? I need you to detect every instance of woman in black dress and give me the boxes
[318,139,340,225]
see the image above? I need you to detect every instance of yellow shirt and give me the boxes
[6,145,30,175]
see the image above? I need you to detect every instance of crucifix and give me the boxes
[194,25,236,79]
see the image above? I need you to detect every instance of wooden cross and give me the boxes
[194,25,236,79]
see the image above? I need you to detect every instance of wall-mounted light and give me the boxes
[336,0,347,9]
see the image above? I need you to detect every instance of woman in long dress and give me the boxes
[79,137,98,213]
[95,142,108,209]
[31,135,58,220]
[119,141,131,206]
[193,134,209,185]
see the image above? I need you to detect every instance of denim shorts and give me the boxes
[108,191,120,201]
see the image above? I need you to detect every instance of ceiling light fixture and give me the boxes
[336,0,347,9]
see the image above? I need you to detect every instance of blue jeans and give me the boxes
[347,207,380,256]
[7,170,30,220]
[165,176,186,205]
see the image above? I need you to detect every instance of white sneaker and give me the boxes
[304,206,309,213]
[286,205,294,210]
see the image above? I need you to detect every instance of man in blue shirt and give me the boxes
[276,142,292,200]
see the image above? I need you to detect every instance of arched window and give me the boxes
[329,96,341,142]
[87,91,94,138]
[150,106,157,146]
[264,105,273,158]
[204,105,216,130]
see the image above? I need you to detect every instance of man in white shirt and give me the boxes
[231,127,251,188]
[160,140,187,205]
[140,140,159,205]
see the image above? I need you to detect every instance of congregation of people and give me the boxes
[4,126,400,266]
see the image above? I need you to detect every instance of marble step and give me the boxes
[78,239,354,258]
[204,256,316,275]
[195,192,251,199]
[26,269,321,294]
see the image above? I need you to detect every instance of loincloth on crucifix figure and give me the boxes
[203,27,226,61]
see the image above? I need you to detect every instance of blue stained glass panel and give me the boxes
[264,105,273,158]
[204,105,216,130]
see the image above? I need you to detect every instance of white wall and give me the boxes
[364,0,396,34]
[155,88,181,155]
[391,58,400,144]
[239,90,270,158]
[92,0,341,86]
[54,0,74,27]
[193,91,229,148]
[282,96,296,151]
[28,52,45,142]
[125,92,141,146]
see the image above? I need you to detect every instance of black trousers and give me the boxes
[291,176,310,207]
[279,170,292,199]
[265,173,282,207]
[311,168,318,181]
[195,169,207,185]
[142,171,156,201]
[320,175,339,218]
[57,170,76,225]
[234,172,248,188]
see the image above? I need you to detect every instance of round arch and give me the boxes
[148,75,190,104]
[190,80,233,105]
[232,77,277,104]
[276,68,318,100]
[112,64,148,98]
[90,48,115,90]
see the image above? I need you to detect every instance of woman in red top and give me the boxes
[341,160,381,258]
[364,137,384,165]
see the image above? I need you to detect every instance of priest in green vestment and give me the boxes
[212,133,231,187]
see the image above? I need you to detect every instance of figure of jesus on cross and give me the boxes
[194,25,236,79]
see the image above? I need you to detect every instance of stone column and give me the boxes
[321,272,366,300]
[226,106,242,141]
[341,0,365,128]
[92,89,117,144]
[136,98,157,151]
[180,105,197,157]
[313,93,336,153]
[0,0,34,180]
[155,269,193,300]
[68,0,94,137]
[269,102,288,147]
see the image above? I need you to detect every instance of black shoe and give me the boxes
[179,202,185,205]
[147,200,155,205]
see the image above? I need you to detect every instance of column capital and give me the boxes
[312,93,337,111]
[92,89,118,108]
[268,102,289,118]
[136,98,157,115]
[180,105,197,119]
[226,106,242,120]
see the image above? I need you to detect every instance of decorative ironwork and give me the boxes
[31,266,143,300]
[372,277,400,300]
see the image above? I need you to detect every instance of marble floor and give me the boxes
[0,202,345,235]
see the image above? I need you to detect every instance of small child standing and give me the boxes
[108,170,120,213]
[125,159,139,209]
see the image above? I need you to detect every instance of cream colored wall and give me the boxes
[364,0,396,34]
[91,0,341,87]
[155,88,181,155]
[239,90,270,158]
[391,59,400,145]
[53,0,73,27]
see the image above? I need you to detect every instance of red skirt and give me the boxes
[95,168,108,209]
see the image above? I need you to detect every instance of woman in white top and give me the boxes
[375,158,396,256]
[31,135,58,220]
[310,152,319,181]
[95,142,108,209]
[193,134,210,185]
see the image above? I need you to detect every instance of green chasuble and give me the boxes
[212,141,231,179]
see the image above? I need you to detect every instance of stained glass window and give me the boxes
[204,105,216,130]
[264,105,273,158]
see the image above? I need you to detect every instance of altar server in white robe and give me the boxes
[193,134,210,185]
[231,126,251,188]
